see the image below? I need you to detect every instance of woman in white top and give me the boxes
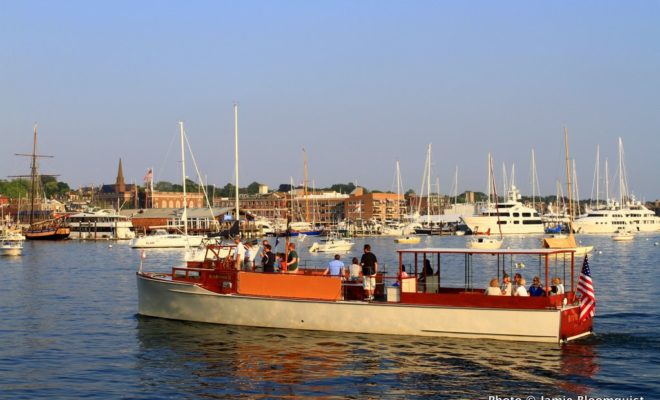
[484,278,502,295]
[551,277,565,295]
[349,257,361,281]
[514,278,529,296]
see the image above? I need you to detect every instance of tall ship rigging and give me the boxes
[12,125,70,240]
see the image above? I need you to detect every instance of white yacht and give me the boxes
[573,200,659,234]
[66,209,136,240]
[129,229,205,248]
[461,185,544,235]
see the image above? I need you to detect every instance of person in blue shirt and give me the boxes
[529,276,545,296]
[325,254,345,277]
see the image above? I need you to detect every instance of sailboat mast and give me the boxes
[179,122,188,238]
[303,148,309,223]
[594,145,600,209]
[426,144,431,223]
[396,160,402,222]
[564,127,574,232]
[29,124,38,226]
[234,103,240,223]
[454,166,458,205]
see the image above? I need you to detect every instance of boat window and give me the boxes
[522,220,543,224]
[512,213,520,217]
[522,213,531,217]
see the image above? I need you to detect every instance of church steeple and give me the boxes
[116,158,126,193]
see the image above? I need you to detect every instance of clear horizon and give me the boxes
[2,1,659,201]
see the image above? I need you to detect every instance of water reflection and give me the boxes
[135,317,600,398]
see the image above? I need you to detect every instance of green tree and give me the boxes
[247,182,261,194]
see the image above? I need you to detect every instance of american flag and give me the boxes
[578,255,596,321]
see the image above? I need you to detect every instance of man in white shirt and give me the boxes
[234,236,246,271]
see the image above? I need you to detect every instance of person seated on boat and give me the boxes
[484,278,502,295]
[550,277,565,295]
[500,273,512,296]
[349,257,361,281]
[275,252,286,272]
[286,243,299,274]
[529,276,545,296]
[233,236,245,271]
[400,267,409,279]
[513,273,523,293]
[513,278,529,296]
[324,254,345,277]
[261,244,276,273]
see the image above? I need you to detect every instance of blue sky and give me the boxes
[2,1,659,200]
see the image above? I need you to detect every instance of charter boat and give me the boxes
[137,245,594,343]
[65,209,135,240]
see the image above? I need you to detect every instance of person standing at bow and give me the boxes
[360,244,378,301]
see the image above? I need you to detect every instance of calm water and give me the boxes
[1,234,659,399]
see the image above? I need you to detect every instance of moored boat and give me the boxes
[129,229,204,248]
[394,236,421,244]
[308,234,354,253]
[611,228,634,242]
[0,239,23,256]
[137,245,594,343]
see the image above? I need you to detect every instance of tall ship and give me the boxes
[13,125,70,241]
[461,184,544,235]
[65,209,135,240]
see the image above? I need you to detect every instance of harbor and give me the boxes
[1,234,659,397]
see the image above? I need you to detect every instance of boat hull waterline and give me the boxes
[137,273,589,343]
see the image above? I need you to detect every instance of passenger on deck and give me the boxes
[485,278,502,295]
[286,243,299,274]
[275,252,286,272]
[233,236,245,271]
[501,273,512,295]
[261,244,275,273]
[529,276,544,296]
[400,267,409,279]
[513,273,523,293]
[514,278,529,296]
[349,257,361,281]
[324,254,345,277]
[550,277,565,295]
[360,244,378,301]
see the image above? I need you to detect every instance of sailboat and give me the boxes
[129,122,205,248]
[468,153,503,250]
[542,128,593,256]
[14,125,70,240]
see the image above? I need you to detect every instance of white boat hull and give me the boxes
[462,216,544,235]
[137,273,572,342]
[1,242,23,256]
[130,235,205,248]
[467,237,503,250]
